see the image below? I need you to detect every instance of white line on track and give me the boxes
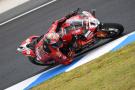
[0,0,30,14]
[0,0,57,26]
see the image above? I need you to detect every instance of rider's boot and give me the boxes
[68,49,75,58]
[62,58,73,65]
[56,50,73,65]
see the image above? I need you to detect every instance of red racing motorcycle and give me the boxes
[17,9,124,66]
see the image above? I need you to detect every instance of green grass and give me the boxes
[31,42,135,90]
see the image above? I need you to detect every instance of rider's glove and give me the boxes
[26,43,35,50]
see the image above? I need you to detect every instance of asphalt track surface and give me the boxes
[0,0,135,89]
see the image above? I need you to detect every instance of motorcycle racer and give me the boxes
[17,8,124,66]
[26,9,96,65]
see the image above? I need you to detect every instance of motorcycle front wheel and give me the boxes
[28,56,56,66]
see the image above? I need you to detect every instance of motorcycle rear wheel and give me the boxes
[98,23,124,38]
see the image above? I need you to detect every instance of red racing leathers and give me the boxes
[40,11,78,65]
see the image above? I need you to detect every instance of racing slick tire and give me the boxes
[98,23,124,38]
[28,56,56,66]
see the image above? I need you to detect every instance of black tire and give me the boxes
[101,23,124,38]
[28,57,55,66]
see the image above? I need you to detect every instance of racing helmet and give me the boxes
[45,32,63,48]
